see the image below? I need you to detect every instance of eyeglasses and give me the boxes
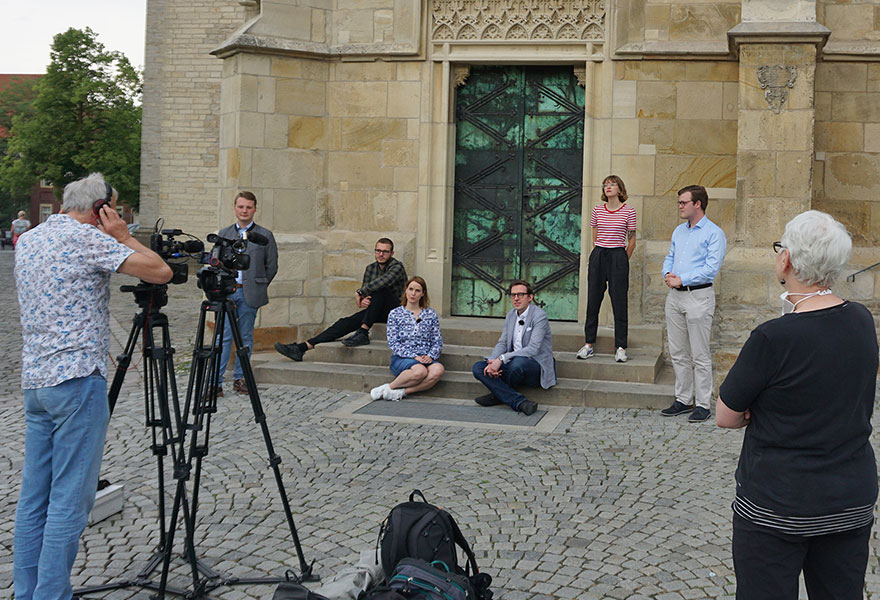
[677,199,696,206]
[772,241,785,254]
[509,292,530,299]
[374,249,392,254]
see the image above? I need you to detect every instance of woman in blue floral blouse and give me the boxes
[370,276,444,401]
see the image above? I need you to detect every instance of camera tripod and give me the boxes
[155,266,315,598]
[74,282,194,597]
[75,274,314,599]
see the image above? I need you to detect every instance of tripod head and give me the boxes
[120,282,169,311]
[196,266,238,302]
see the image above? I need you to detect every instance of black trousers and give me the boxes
[732,513,872,600]
[584,246,629,349]
[307,286,399,347]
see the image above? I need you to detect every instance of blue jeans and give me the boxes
[472,356,542,411]
[390,355,420,376]
[219,287,258,385]
[14,374,110,600]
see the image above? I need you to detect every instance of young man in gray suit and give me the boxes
[217,191,278,395]
[472,280,556,415]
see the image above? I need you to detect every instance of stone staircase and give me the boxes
[252,317,674,409]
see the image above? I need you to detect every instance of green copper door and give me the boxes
[452,66,584,320]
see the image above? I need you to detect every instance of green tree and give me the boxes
[0,76,40,225]
[0,28,142,208]
[0,76,39,134]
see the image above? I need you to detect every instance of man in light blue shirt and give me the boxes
[660,185,726,422]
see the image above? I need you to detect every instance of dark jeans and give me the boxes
[732,513,872,600]
[471,357,542,411]
[308,286,398,347]
[584,246,629,349]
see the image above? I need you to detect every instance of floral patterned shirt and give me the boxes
[15,214,134,389]
[386,306,443,360]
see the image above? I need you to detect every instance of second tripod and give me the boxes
[157,265,315,598]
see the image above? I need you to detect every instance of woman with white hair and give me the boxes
[717,210,878,599]
[11,210,31,248]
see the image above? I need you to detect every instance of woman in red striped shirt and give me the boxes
[577,175,636,362]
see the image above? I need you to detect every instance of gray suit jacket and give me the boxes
[488,305,557,389]
[217,222,278,308]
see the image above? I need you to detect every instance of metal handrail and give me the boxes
[847,262,880,282]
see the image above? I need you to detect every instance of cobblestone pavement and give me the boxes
[1,249,879,600]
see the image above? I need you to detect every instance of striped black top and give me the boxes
[734,495,875,537]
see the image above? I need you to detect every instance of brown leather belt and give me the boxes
[674,283,712,292]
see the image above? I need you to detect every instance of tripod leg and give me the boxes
[108,311,146,415]
[227,312,316,580]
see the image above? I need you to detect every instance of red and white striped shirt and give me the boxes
[590,203,637,248]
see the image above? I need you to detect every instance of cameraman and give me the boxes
[216,191,278,395]
[13,173,171,600]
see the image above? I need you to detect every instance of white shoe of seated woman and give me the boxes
[387,387,405,402]
[370,383,391,401]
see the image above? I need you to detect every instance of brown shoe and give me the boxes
[233,379,247,394]
[214,386,224,398]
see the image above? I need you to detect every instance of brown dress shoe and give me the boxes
[214,386,224,398]
[233,379,247,394]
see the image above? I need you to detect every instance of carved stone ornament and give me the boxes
[453,65,471,87]
[573,66,586,87]
[757,65,797,114]
[431,0,605,43]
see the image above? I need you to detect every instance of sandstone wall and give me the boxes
[813,61,880,320]
[608,60,739,328]
[217,51,422,340]
[142,0,880,360]
[141,0,246,238]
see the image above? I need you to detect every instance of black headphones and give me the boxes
[93,181,113,216]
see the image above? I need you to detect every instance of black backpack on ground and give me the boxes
[377,490,492,600]
[378,490,477,577]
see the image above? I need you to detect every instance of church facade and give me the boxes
[141,0,880,368]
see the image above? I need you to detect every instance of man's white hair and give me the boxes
[781,210,852,288]
[62,173,116,213]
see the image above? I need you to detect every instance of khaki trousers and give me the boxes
[665,287,715,409]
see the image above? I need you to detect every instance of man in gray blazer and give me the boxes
[472,280,556,415]
[217,191,278,395]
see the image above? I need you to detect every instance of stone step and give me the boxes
[252,354,674,409]
[370,318,664,352]
[283,341,662,384]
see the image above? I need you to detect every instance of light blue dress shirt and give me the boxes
[662,216,727,287]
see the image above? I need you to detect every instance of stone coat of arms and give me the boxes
[757,65,797,114]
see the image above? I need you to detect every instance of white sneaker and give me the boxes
[576,344,594,359]
[388,387,406,402]
[370,383,391,401]
[615,347,627,363]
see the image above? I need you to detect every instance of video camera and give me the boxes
[197,230,269,301]
[147,223,269,299]
[150,228,204,285]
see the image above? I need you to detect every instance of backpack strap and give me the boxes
[409,489,428,503]
[449,517,479,576]
[387,506,405,573]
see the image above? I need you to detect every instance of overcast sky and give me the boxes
[1,0,147,74]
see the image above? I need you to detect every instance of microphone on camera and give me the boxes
[244,231,269,246]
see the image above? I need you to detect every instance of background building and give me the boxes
[141,0,880,379]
